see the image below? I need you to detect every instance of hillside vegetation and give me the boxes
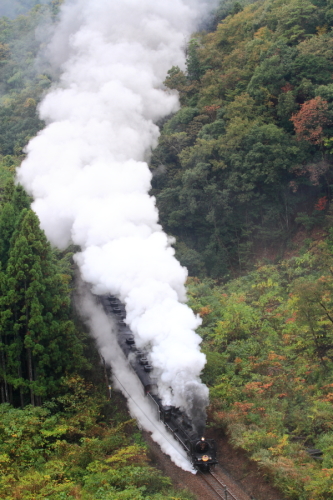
[2,0,333,499]
[152,0,333,277]
[151,0,333,497]
[189,234,333,499]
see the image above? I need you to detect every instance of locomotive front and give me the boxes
[190,437,218,471]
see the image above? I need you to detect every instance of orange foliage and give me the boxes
[244,381,273,394]
[203,104,221,121]
[233,402,254,413]
[285,312,297,323]
[320,393,333,403]
[204,104,221,114]
[290,96,329,144]
[314,196,328,211]
[281,83,294,93]
[198,306,212,317]
[268,352,286,361]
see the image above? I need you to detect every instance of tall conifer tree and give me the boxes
[1,209,84,405]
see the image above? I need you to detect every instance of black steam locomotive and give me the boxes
[100,294,218,472]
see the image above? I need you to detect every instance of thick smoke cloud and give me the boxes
[17,0,214,431]
[76,285,195,472]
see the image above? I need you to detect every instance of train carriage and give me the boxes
[100,294,218,471]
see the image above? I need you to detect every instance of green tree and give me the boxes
[0,182,30,267]
[186,39,204,81]
[1,210,84,406]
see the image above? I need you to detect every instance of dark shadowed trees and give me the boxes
[0,208,85,406]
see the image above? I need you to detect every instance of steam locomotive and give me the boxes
[100,294,218,472]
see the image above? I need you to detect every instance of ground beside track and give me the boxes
[144,428,287,500]
[111,390,286,499]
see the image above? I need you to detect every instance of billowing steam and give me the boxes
[77,284,195,472]
[17,0,212,443]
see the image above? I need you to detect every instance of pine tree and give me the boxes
[1,209,85,406]
[0,203,17,268]
[0,182,30,268]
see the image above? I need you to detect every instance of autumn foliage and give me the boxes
[314,196,328,211]
[291,96,329,144]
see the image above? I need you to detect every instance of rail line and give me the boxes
[198,470,241,500]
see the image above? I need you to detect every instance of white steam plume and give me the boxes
[17,0,213,427]
[77,287,195,472]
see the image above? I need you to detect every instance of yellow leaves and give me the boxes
[316,25,328,36]
[85,460,107,473]
[179,137,217,168]
[252,278,278,295]
[222,45,248,71]
[41,425,69,438]
[105,444,146,467]
[113,418,136,434]
[212,3,265,52]
[224,93,257,121]
[210,159,227,171]
[268,434,289,456]
[0,453,10,471]
[60,273,71,285]
[218,115,255,151]
[298,32,333,58]
[254,27,273,40]
[0,43,10,61]
[23,98,36,108]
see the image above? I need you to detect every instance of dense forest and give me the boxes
[2,0,333,499]
[152,0,333,278]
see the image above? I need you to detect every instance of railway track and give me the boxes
[199,470,241,500]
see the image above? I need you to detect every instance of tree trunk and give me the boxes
[27,348,35,406]
[33,359,41,406]
[18,365,24,408]
[1,349,9,403]
[20,387,24,408]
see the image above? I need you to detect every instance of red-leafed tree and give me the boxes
[291,96,329,144]
[314,196,328,211]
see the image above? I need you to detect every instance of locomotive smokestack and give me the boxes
[17,0,215,440]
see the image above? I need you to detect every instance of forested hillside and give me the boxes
[189,238,333,498]
[152,0,333,278]
[2,0,333,499]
